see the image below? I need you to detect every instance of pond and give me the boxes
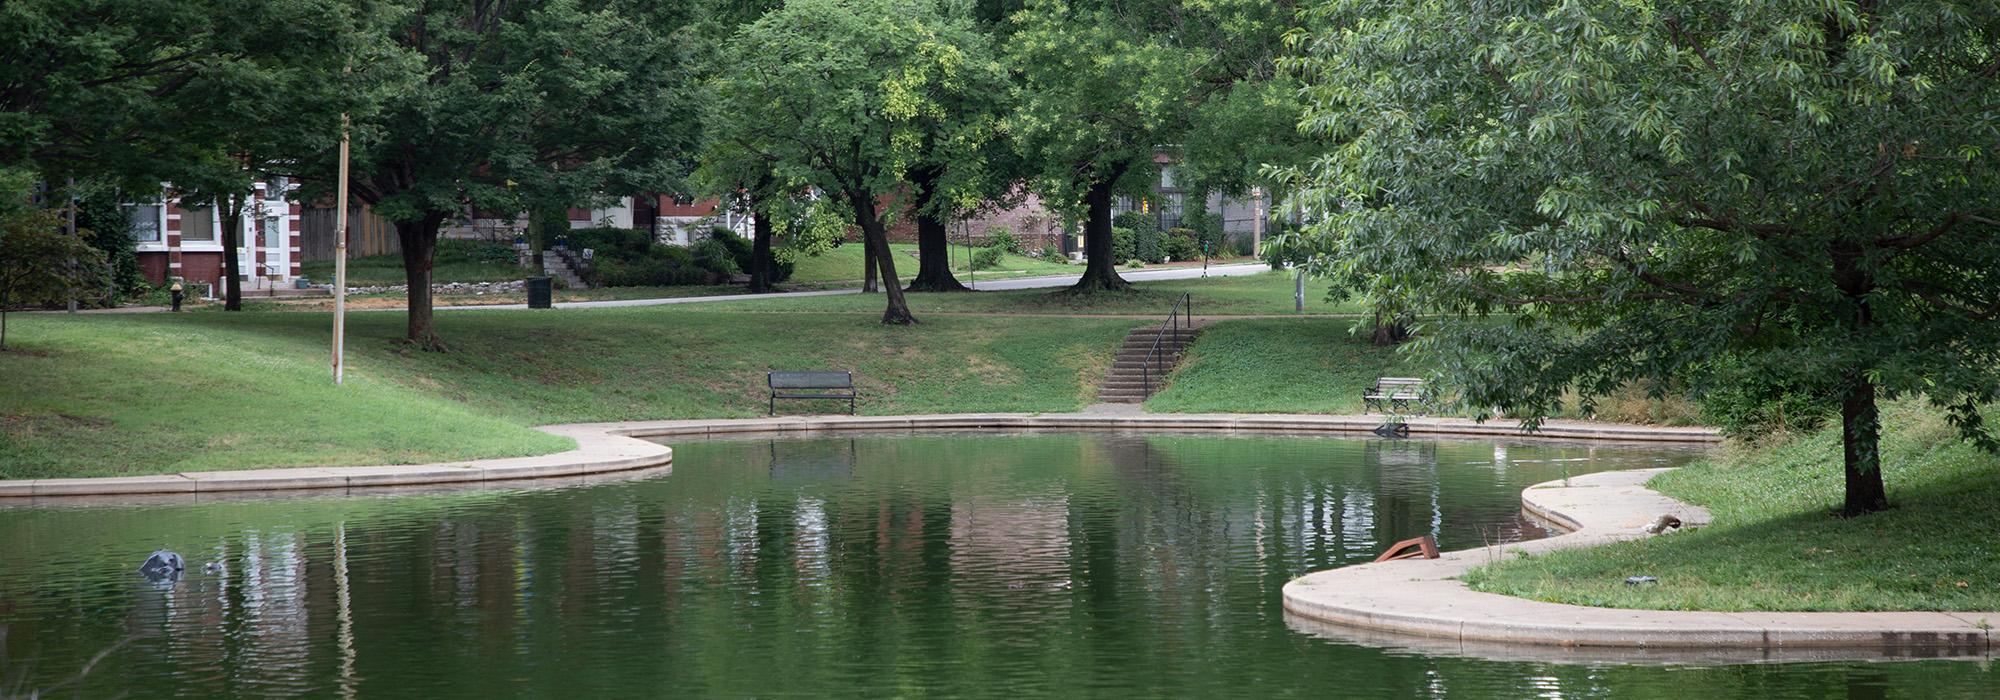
[0,432,1992,697]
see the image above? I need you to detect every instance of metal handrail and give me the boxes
[1141,292,1193,396]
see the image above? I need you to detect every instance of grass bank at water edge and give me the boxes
[1464,402,2000,612]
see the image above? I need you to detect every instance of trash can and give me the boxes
[526,277,553,309]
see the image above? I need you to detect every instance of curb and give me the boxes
[1281,469,1997,654]
[0,424,672,502]
[588,413,1723,444]
[0,412,1714,501]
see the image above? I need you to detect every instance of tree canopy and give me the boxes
[1284,0,2000,514]
[1005,0,1295,291]
[706,0,1005,323]
[348,0,695,348]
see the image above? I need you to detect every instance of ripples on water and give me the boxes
[0,432,1993,698]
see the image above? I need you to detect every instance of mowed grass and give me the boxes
[300,239,524,287]
[1145,318,1422,414]
[690,271,1363,316]
[789,242,1096,286]
[0,309,1138,479]
[1464,403,2000,612]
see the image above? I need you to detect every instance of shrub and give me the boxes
[1112,211,1156,235]
[1231,233,1256,257]
[689,239,740,279]
[970,244,1006,270]
[1163,227,1200,261]
[1132,226,1163,263]
[985,226,1021,254]
[567,227,654,258]
[596,245,703,286]
[1040,243,1065,263]
[1112,227,1136,262]
[704,227,794,283]
[1695,359,1836,439]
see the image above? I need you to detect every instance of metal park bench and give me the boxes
[1363,377,1431,415]
[768,371,857,415]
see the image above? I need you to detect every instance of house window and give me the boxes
[181,207,216,242]
[1160,167,1177,190]
[1157,192,1185,230]
[127,204,162,243]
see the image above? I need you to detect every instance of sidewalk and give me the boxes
[431,262,1275,311]
[1282,469,1997,655]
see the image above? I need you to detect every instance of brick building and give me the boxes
[130,180,303,291]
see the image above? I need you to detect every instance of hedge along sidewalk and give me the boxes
[0,413,1718,500]
[0,423,670,502]
[1282,468,1997,655]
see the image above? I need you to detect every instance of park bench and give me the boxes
[768,371,857,415]
[1363,377,1431,415]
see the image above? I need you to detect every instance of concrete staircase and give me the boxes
[1096,324,1203,404]
[540,249,590,289]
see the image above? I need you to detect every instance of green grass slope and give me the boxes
[1464,403,2000,612]
[1,308,1137,479]
[1145,318,1422,414]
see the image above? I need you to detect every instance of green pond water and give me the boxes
[0,432,1993,697]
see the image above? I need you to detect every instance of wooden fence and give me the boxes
[299,205,401,261]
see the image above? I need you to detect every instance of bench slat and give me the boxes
[769,371,853,389]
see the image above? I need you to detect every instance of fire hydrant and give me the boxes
[169,282,184,312]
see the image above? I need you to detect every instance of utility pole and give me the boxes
[332,114,350,385]
[1250,186,1264,260]
[65,177,78,313]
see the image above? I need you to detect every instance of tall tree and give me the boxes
[0,207,105,350]
[902,4,1014,293]
[707,0,1003,323]
[1285,0,2000,515]
[349,0,692,349]
[163,0,390,311]
[1005,0,1291,292]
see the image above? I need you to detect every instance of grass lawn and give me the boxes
[690,271,1364,316]
[243,284,751,311]
[1463,403,2000,612]
[1145,318,1421,414]
[0,308,1137,479]
[299,239,525,287]
[789,243,1087,286]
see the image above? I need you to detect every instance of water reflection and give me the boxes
[0,433,1991,698]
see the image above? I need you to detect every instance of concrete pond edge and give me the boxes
[0,412,1716,501]
[1281,468,1998,657]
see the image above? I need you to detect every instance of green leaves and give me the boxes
[1287,0,2000,449]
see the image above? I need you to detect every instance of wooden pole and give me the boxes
[1251,186,1264,259]
[333,114,350,385]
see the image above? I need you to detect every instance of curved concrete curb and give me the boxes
[1282,469,1998,654]
[0,412,1710,501]
[582,412,1722,444]
[0,424,672,502]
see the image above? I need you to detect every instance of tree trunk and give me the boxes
[1369,310,1411,346]
[1830,241,1887,515]
[749,208,775,293]
[1070,174,1130,293]
[219,194,244,311]
[1840,374,1889,515]
[395,214,447,350]
[905,166,967,292]
[862,234,879,293]
[848,194,915,325]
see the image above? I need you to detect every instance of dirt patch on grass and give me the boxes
[4,413,112,439]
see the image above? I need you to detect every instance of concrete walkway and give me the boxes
[0,412,1715,502]
[1283,469,1997,656]
[433,262,1275,311]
